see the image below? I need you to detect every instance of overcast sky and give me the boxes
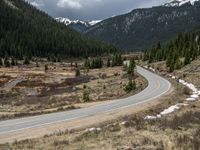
[26,0,169,20]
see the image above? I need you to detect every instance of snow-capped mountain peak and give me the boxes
[164,0,199,7]
[56,17,101,27]
[55,17,102,32]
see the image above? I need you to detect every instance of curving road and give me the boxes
[0,66,171,136]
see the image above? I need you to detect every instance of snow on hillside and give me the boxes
[88,20,102,26]
[164,0,199,6]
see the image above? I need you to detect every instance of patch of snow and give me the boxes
[149,67,155,72]
[190,94,199,98]
[121,121,127,125]
[89,20,102,26]
[164,0,199,7]
[144,103,188,120]
[160,105,179,115]
[85,127,101,132]
[186,97,196,101]
[144,115,157,120]
[172,76,176,79]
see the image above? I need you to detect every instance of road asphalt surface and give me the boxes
[0,66,171,136]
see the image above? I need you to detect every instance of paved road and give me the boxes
[0,66,171,135]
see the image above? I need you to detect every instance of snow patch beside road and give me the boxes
[145,74,199,120]
[144,103,188,120]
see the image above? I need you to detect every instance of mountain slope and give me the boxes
[164,0,199,6]
[56,17,101,32]
[0,0,117,59]
[85,1,200,51]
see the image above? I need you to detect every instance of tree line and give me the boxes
[84,54,123,69]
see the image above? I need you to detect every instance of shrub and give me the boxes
[75,68,80,77]
[83,91,90,102]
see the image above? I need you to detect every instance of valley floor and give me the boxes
[1,58,200,150]
[0,60,146,120]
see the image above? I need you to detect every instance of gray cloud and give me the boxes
[26,0,169,20]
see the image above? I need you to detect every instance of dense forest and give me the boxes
[144,30,200,72]
[0,0,118,60]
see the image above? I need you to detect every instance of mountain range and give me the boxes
[84,0,200,51]
[56,17,101,32]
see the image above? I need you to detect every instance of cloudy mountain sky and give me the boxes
[26,0,169,20]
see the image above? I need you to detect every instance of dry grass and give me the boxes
[1,78,199,150]
[0,62,147,120]
[2,58,200,149]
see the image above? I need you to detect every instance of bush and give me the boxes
[23,57,30,65]
[53,140,69,146]
[83,85,87,89]
[45,64,48,72]
[182,86,191,95]
[83,91,90,102]
[75,68,80,77]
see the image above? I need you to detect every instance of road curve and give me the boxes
[0,66,171,135]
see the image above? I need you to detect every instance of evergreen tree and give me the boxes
[127,58,136,76]
[75,62,78,68]
[4,57,10,67]
[184,50,191,66]
[15,60,18,66]
[24,57,30,65]
[124,80,136,92]
[84,59,90,69]
[0,58,3,66]
[11,58,15,66]
[45,64,48,72]
[107,58,111,67]
[36,61,39,67]
[83,91,90,102]
[75,68,81,77]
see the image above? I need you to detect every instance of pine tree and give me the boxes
[184,50,191,66]
[124,80,136,92]
[84,59,90,69]
[36,61,39,67]
[0,58,3,66]
[24,57,30,65]
[75,62,78,68]
[4,57,10,67]
[11,58,15,66]
[45,64,48,72]
[75,68,80,77]
[83,91,90,102]
[15,60,18,66]
[127,58,136,76]
[107,58,111,67]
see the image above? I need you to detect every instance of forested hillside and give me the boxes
[144,30,200,72]
[85,1,200,51]
[0,0,118,59]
